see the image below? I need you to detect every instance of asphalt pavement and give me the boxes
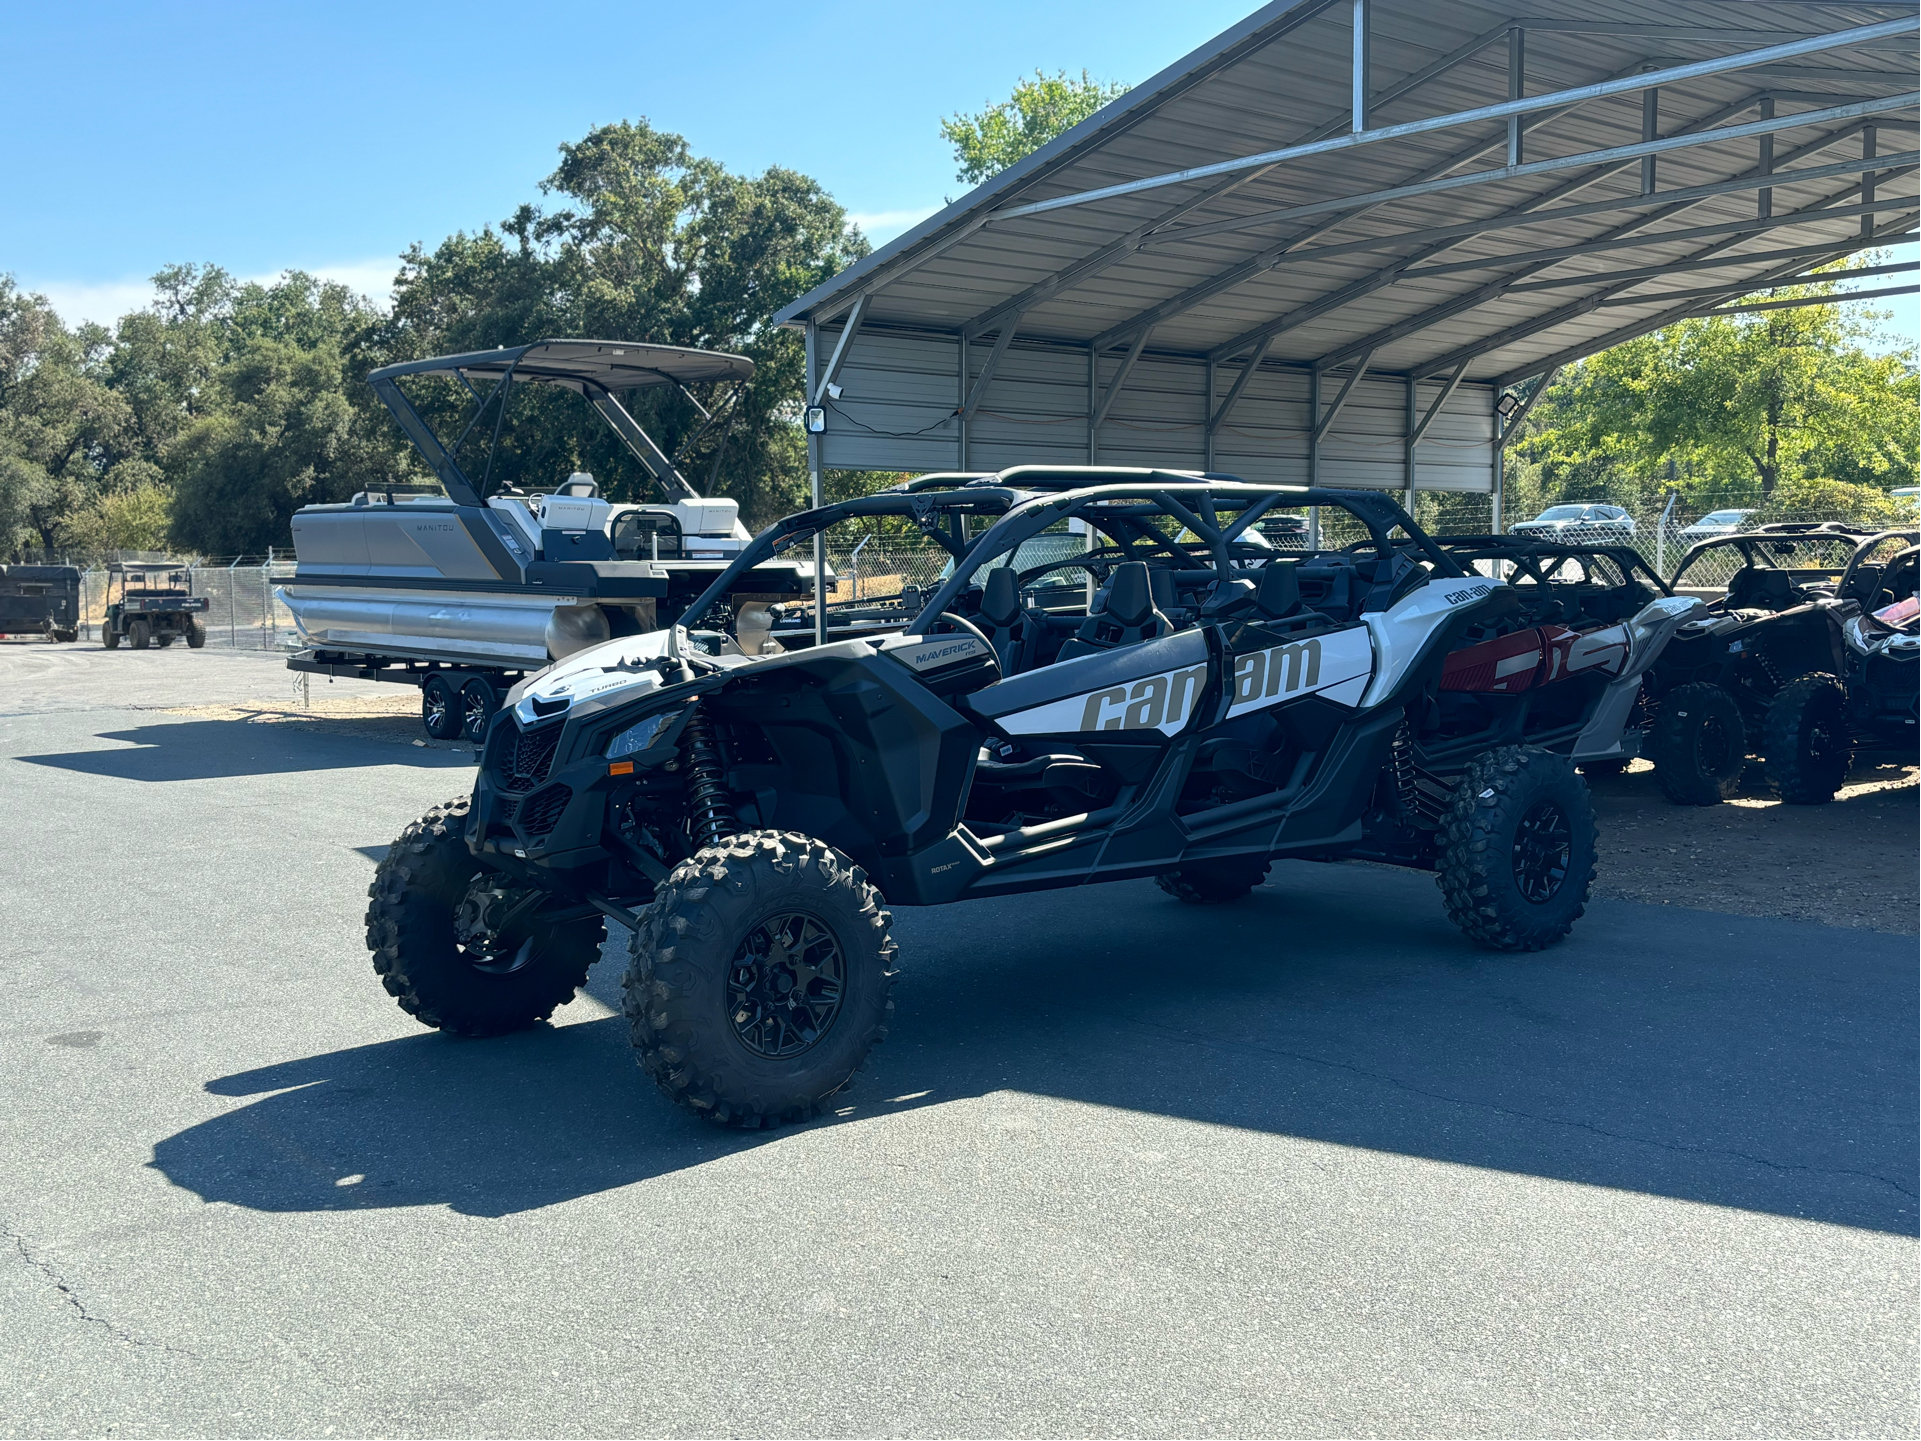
[2,648,1914,1437]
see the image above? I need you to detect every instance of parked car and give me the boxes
[1509,504,1636,541]
[1676,508,1757,545]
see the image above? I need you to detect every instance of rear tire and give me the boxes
[1155,856,1270,904]
[129,619,151,650]
[1764,673,1850,805]
[422,674,463,741]
[624,831,897,1129]
[1437,746,1597,952]
[185,619,206,648]
[364,796,600,1036]
[1647,681,1745,805]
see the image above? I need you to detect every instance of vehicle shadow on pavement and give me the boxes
[149,863,1918,1232]
[16,719,473,781]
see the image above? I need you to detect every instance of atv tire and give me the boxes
[1764,673,1850,805]
[1155,856,1270,904]
[101,623,119,650]
[624,830,897,1129]
[185,619,206,649]
[1647,681,1745,805]
[1437,746,1597,952]
[365,796,600,1036]
[129,618,151,650]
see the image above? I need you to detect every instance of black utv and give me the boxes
[368,470,1612,1128]
[100,562,210,650]
[1636,523,1875,804]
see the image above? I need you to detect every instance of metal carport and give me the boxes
[775,0,1918,525]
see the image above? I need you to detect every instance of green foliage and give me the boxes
[1750,475,1912,530]
[941,70,1130,184]
[1516,261,1919,513]
[381,119,867,528]
[58,476,172,554]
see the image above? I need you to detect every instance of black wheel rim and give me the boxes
[1807,714,1845,772]
[1512,799,1572,904]
[1694,714,1735,775]
[728,911,845,1059]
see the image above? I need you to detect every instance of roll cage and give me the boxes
[1671,521,1874,593]
[673,475,1459,645]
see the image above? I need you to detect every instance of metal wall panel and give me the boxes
[816,327,1494,490]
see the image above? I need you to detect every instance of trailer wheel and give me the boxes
[1437,746,1596,952]
[185,619,206,649]
[365,796,600,1036]
[422,674,463,741]
[1155,857,1269,904]
[129,619,151,650]
[459,676,499,744]
[624,831,897,1129]
[1764,673,1850,805]
[1646,681,1745,805]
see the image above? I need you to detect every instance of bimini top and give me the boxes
[368,340,755,392]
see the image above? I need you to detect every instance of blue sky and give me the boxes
[5,0,1913,352]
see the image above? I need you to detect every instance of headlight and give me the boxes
[606,709,681,759]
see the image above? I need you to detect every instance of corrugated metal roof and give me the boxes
[775,0,1918,389]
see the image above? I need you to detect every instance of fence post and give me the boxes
[1656,491,1677,577]
[228,556,241,647]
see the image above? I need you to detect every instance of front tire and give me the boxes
[421,674,463,741]
[1155,856,1270,904]
[1437,746,1597,952]
[101,622,120,650]
[1764,673,1850,804]
[365,796,601,1036]
[1646,681,1745,805]
[624,831,897,1129]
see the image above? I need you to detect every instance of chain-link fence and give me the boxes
[64,561,300,648]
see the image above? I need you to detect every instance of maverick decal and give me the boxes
[1225,625,1373,717]
[881,633,990,672]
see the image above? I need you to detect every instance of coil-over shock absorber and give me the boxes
[1390,720,1420,820]
[680,702,738,851]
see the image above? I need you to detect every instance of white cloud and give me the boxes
[847,204,942,245]
[16,257,401,328]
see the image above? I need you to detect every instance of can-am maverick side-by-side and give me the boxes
[1381,533,1702,779]
[1758,529,1920,801]
[367,470,1640,1127]
[281,340,816,741]
[1636,522,1874,804]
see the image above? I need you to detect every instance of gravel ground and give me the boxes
[1,646,1914,1438]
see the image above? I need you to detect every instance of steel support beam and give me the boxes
[1507,27,1525,167]
[960,315,1023,420]
[1088,329,1151,463]
[1760,96,1776,216]
[1208,336,1275,444]
[1698,282,1917,315]
[810,294,866,407]
[1198,93,1849,366]
[1502,240,1919,293]
[1158,93,1917,248]
[986,17,1917,224]
[1489,211,1918,388]
[1313,352,1375,444]
[804,321,825,646]
[1308,129,1915,375]
[959,18,1519,344]
[1595,265,1916,306]
[1351,0,1370,132]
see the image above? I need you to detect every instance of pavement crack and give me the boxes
[4,1221,204,1358]
[1121,1020,1919,1203]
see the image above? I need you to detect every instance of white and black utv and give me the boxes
[368,470,1630,1128]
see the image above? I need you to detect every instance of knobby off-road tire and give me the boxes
[623,830,898,1129]
[1764,673,1850,805]
[129,619,151,650]
[1437,746,1597,953]
[365,796,600,1036]
[1155,856,1271,904]
[1647,681,1745,806]
[185,619,206,649]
